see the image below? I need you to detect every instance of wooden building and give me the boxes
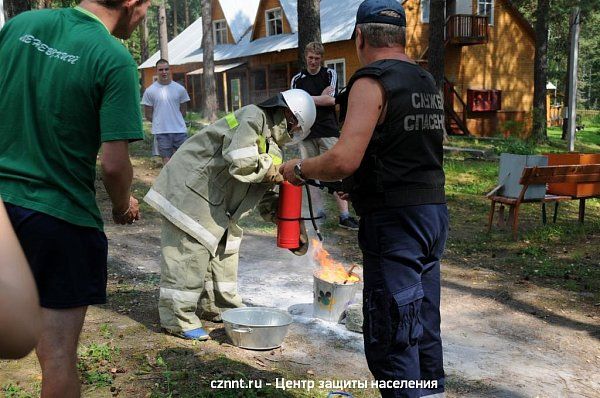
[139,0,537,137]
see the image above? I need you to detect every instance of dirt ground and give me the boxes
[1,156,599,398]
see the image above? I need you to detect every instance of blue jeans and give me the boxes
[359,204,448,398]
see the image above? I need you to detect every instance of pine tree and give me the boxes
[201,0,217,121]
[297,0,321,70]
[532,0,550,143]
[4,0,32,19]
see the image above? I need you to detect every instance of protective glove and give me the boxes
[262,163,284,184]
[289,221,309,256]
[257,190,279,224]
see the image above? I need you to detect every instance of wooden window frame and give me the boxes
[324,58,346,89]
[477,0,494,25]
[213,19,228,45]
[265,7,283,36]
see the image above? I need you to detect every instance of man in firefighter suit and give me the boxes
[144,89,316,340]
[280,1,448,397]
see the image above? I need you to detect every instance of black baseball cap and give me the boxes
[352,0,407,38]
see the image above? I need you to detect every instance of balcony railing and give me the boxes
[446,14,489,45]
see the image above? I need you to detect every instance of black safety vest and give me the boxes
[339,59,446,216]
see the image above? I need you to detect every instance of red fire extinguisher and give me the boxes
[277,181,302,248]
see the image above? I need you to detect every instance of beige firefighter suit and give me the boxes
[144,105,289,333]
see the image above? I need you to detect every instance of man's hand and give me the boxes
[289,222,309,256]
[321,86,334,96]
[262,163,284,184]
[337,192,351,201]
[279,158,303,186]
[112,196,140,225]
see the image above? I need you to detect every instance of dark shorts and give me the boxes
[5,203,108,309]
[155,133,188,158]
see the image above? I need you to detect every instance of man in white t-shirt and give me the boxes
[142,59,191,164]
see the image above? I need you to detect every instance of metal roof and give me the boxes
[139,0,364,69]
[187,62,246,75]
[219,0,261,43]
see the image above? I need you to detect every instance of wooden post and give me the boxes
[266,64,270,98]
[191,75,196,110]
[223,71,229,113]
[567,7,580,152]
[246,68,251,105]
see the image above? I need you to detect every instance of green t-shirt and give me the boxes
[0,8,143,230]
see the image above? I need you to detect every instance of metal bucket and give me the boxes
[221,307,293,350]
[313,272,360,323]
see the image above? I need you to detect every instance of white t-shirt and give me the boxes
[141,81,190,134]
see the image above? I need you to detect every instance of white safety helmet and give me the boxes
[281,89,316,145]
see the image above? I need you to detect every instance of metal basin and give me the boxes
[221,307,293,350]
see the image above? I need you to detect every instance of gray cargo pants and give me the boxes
[159,220,243,333]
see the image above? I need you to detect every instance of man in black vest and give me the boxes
[291,42,359,230]
[280,1,448,397]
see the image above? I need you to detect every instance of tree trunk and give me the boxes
[202,0,217,121]
[139,17,149,63]
[532,0,550,143]
[158,1,169,60]
[184,0,190,28]
[4,0,31,19]
[173,0,178,36]
[297,0,321,70]
[427,0,445,91]
[562,7,580,142]
[565,7,580,151]
[428,0,447,140]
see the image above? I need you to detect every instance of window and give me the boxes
[213,19,228,45]
[421,0,430,23]
[266,8,283,36]
[467,89,501,112]
[477,0,494,25]
[325,59,346,90]
[252,69,266,90]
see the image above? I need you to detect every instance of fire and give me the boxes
[312,239,360,284]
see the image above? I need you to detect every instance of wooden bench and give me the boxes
[487,164,600,239]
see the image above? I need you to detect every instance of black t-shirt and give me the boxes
[291,67,339,139]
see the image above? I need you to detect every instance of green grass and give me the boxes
[99,323,113,339]
[445,160,498,195]
[442,150,600,299]
[148,352,323,398]
[77,343,121,388]
[1,383,36,398]
[446,122,600,155]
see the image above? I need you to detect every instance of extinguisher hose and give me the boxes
[304,184,323,241]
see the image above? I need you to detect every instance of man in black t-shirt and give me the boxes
[291,42,359,230]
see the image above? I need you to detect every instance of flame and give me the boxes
[312,239,360,284]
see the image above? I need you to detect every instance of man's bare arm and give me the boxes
[101,141,140,224]
[312,86,336,106]
[144,105,153,122]
[180,102,187,118]
[280,77,384,182]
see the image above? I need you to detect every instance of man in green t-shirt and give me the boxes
[0,0,150,396]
